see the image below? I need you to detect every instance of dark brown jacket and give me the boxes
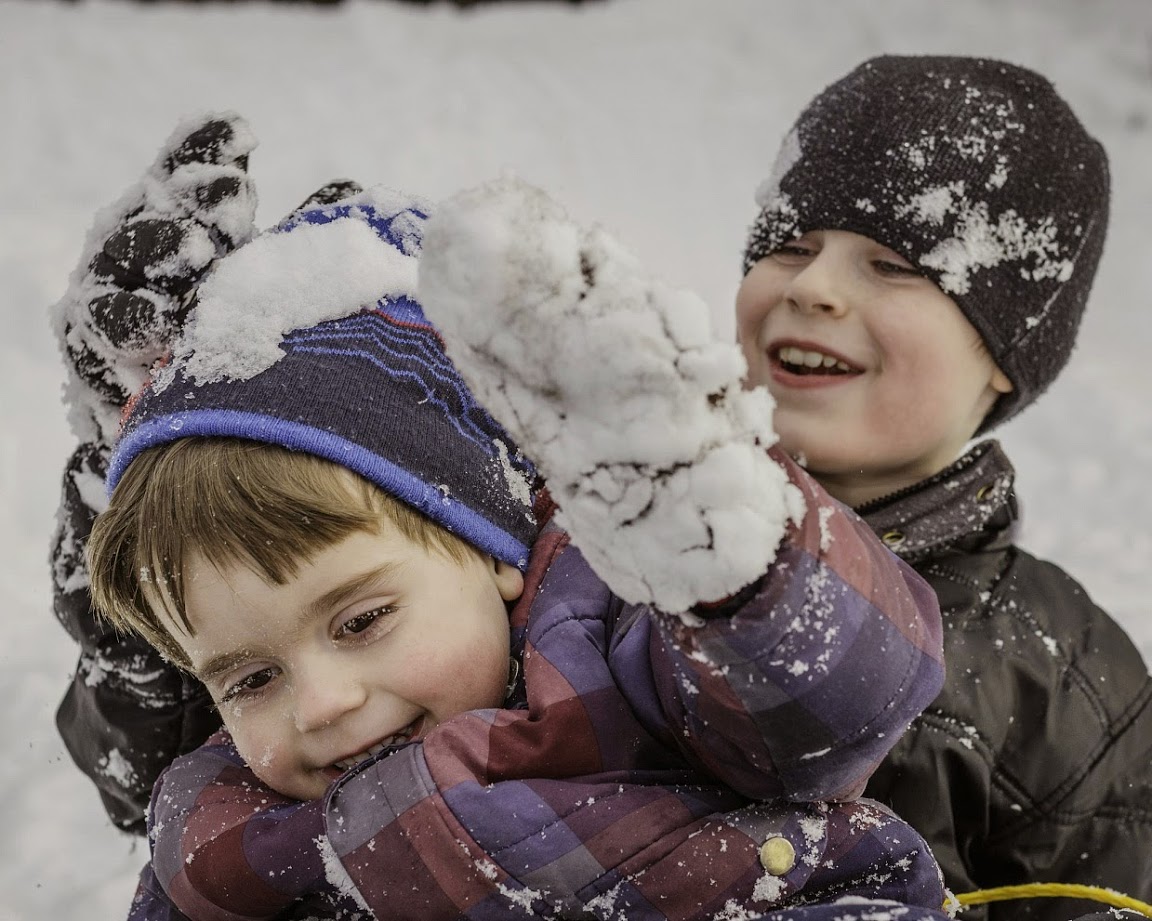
[862,440,1152,921]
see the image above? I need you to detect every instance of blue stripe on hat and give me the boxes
[108,408,532,569]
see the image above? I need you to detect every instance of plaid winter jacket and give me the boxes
[862,441,1152,921]
[125,455,948,921]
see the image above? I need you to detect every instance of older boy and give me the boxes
[735,55,1152,920]
[62,117,950,920]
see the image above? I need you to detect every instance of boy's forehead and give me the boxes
[174,533,409,647]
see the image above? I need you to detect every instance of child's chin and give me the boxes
[255,768,335,801]
[771,425,818,463]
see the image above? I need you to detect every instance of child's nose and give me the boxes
[292,665,368,733]
[785,254,850,318]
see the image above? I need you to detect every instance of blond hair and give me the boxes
[87,438,474,670]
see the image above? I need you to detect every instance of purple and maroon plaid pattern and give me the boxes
[130,451,948,921]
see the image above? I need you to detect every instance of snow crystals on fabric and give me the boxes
[713,900,764,921]
[314,835,371,912]
[895,183,1075,296]
[829,897,915,921]
[583,881,626,917]
[96,748,138,789]
[889,87,1024,180]
[753,871,788,903]
[799,814,828,867]
[493,437,534,511]
[160,202,418,388]
[873,91,1077,298]
[418,176,800,613]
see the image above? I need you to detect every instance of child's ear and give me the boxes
[492,559,525,602]
[991,366,1014,394]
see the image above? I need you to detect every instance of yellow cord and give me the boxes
[952,883,1152,918]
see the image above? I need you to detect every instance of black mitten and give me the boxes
[53,112,258,448]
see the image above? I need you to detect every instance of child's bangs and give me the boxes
[131,438,386,636]
[92,437,477,665]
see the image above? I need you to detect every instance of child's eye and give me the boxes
[873,259,923,278]
[221,667,279,705]
[772,244,815,259]
[336,606,396,639]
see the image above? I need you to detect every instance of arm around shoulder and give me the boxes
[646,448,946,803]
[142,731,349,921]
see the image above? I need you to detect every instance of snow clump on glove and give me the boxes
[418,176,803,613]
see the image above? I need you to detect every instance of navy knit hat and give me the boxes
[743,55,1110,432]
[108,192,537,569]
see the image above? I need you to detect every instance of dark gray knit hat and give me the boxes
[743,55,1110,431]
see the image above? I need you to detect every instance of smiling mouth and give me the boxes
[774,345,859,376]
[330,716,425,772]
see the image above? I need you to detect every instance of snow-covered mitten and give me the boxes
[418,177,803,612]
[52,112,258,448]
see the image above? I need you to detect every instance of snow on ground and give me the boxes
[0,1,1149,917]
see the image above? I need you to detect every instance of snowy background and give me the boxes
[2,0,1149,917]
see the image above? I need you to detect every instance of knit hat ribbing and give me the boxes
[743,55,1110,432]
[108,194,537,569]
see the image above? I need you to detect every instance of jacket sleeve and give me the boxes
[126,864,196,921]
[141,731,373,921]
[642,447,946,803]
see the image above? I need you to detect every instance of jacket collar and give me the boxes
[854,440,1018,562]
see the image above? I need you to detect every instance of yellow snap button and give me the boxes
[759,836,796,875]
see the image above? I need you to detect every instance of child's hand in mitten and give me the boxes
[52,113,258,446]
[418,177,803,612]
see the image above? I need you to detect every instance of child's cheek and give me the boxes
[222,709,283,784]
[236,733,290,791]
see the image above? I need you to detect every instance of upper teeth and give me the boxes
[778,346,851,371]
[332,725,417,771]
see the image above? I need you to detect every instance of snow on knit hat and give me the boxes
[743,55,1110,432]
[108,189,537,569]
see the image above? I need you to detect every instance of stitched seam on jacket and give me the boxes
[918,550,1012,621]
[1029,797,1152,826]
[987,642,1106,814]
[465,533,703,896]
[989,620,1114,814]
[916,548,1125,825]
[954,547,1116,814]
[986,677,1152,841]
[913,708,997,764]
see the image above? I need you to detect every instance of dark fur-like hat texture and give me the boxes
[745,55,1110,431]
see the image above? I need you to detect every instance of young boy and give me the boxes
[65,119,951,921]
[735,55,1152,919]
